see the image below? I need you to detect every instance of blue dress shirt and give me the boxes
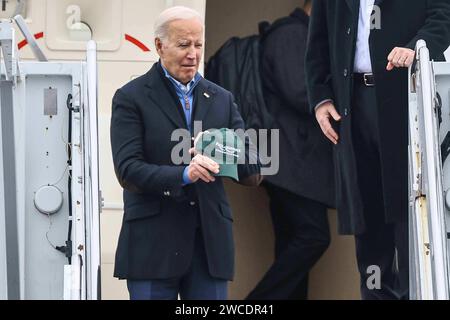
[161,65,202,185]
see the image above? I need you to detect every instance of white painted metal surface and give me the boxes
[0,21,101,300]
[409,40,450,300]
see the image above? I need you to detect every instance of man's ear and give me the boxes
[155,38,163,55]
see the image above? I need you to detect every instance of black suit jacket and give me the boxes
[110,62,260,280]
[261,8,335,207]
[305,0,450,234]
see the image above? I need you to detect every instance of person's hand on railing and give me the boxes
[387,47,415,71]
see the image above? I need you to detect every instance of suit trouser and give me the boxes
[351,80,409,300]
[246,184,330,300]
[126,229,228,300]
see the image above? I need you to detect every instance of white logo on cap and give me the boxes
[215,142,240,158]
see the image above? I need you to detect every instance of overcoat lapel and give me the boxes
[144,64,188,129]
[191,79,215,130]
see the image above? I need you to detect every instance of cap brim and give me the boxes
[216,164,239,181]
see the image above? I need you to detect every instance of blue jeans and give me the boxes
[127,231,228,300]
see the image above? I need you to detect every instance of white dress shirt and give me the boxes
[354,0,375,73]
[314,0,376,111]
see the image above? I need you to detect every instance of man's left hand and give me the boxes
[387,47,415,71]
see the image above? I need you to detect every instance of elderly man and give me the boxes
[110,6,260,300]
[306,0,450,299]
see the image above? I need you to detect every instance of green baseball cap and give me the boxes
[194,128,244,181]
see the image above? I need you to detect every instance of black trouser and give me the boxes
[246,184,330,300]
[351,79,409,300]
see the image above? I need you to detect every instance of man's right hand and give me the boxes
[315,102,341,145]
[187,152,220,183]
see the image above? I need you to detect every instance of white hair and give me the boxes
[154,6,204,41]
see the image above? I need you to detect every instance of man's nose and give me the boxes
[186,46,196,59]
